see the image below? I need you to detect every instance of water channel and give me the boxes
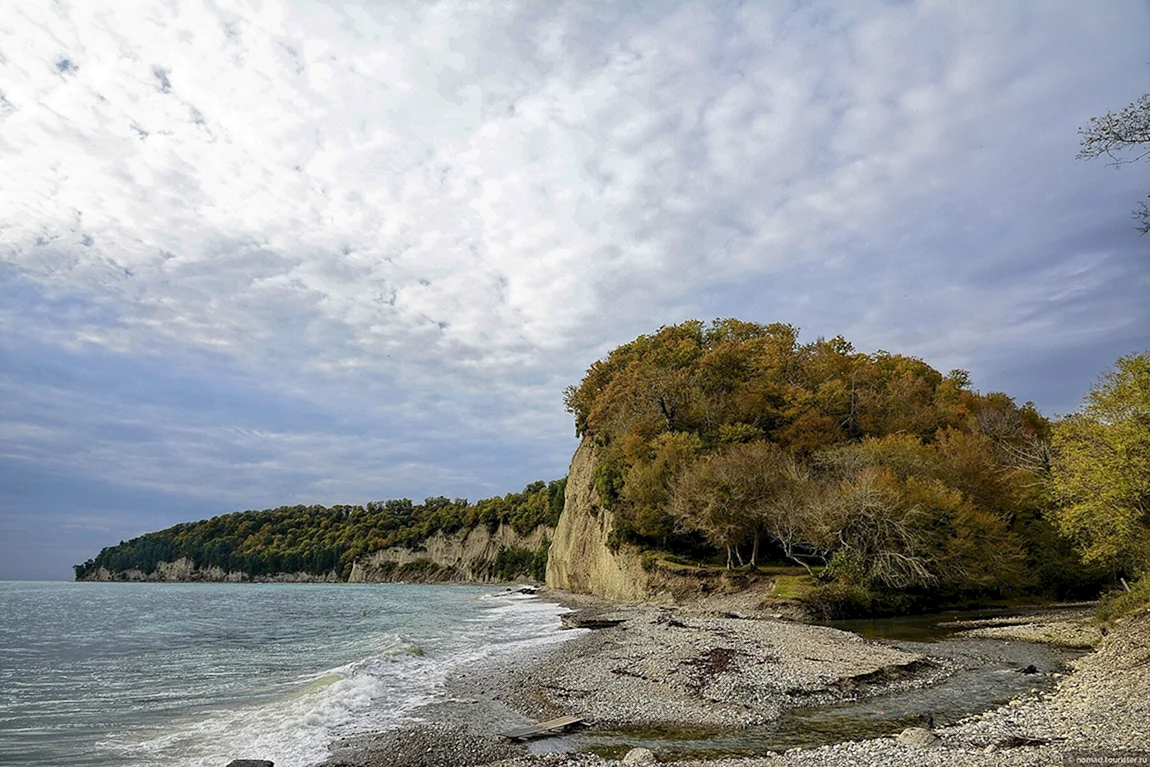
[541,607,1085,760]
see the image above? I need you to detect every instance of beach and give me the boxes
[322,591,1148,767]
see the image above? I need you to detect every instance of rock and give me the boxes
[1018,664,1039,674]
[226,761,273,767]
[622,747,657,763]
[349,524,553,584]
[895,727,941,748]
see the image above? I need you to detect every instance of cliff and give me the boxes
[78,558,341,583]
[79,523,551,585]
[545,438,654,602]
[347,523,551,583]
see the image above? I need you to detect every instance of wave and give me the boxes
[112,590,571,767]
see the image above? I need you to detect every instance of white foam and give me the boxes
[115,590,575,767]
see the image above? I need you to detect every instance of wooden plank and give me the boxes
[501,715,585,740]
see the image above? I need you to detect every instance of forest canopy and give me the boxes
[73,478,566,581]
[565,319,1108,607]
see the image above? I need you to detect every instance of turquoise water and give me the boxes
[0,581,571,767]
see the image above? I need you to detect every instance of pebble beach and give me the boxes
[324,594,1149,767]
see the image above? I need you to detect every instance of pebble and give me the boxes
[325,603,1150,767]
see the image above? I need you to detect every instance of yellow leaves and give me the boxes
[1051,351,1150,571]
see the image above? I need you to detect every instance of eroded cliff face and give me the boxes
[347,523,551,583]
[78,524,551,585]
[545,438,654,602]
[78,558,341,583]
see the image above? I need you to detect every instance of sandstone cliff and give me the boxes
[79,558,341,583]
[347,523,552,583]
[545,438,654,602]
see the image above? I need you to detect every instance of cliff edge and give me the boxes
[545,438,653,602]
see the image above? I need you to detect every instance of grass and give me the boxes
[771,574,817,600]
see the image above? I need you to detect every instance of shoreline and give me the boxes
[321,590,1147,767]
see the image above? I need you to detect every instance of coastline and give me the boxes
[321,590,1148,767]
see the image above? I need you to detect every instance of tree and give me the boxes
[760,458,835,577]
[1078,92,1150,235]
[827,467,937,589]
[670,457,748,569]
[1051,351,1150,573]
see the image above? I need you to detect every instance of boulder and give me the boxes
[622,747,657,763]
[225,761,273,767]
[895,727,941,748]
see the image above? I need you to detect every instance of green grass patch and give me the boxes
[772,574,816,600]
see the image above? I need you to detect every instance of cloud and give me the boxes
[1,0,1148,576]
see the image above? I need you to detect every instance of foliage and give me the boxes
[490,538,551,582]
[491,546,534,581]
[73,478,566,580]
[1011,508,1109,599]
[802,582,877,619]
[1078,92,1150,234]
[565,319,1074,605]
[1051,351,1150,574]
[1095,576,1150,623]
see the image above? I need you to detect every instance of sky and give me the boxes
[1,1,1148,581]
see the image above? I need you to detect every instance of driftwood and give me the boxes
[501,715,585,740]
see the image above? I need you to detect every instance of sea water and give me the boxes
[0,581,572,767]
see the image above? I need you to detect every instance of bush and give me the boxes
[595,460,624,504]
[531,537,550,581]
[1095,577,1150,623]
[803,582,875,619]
[491,541,551,582]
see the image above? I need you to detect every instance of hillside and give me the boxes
[74,479,565,583]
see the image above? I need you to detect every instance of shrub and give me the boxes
[803,582,875,619]
[1095,577,1150,623]
[491,546,542,581]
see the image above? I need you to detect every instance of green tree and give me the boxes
[1078,92,1150,234]
[1051,351,1150,573]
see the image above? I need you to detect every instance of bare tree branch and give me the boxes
[1079,92,1150,236]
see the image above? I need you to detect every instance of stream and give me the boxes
[538,607,1085,760]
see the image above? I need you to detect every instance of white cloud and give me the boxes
[1,0,1148,521]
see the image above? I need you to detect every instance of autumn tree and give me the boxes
[670,456,749,569]
[759,458,836,576]
[1051,351,1150,573]
[566,318,1079,605]
[623,431,703,542]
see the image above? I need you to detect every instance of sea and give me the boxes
[0,581,573,767]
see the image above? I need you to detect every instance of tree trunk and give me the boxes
[787,553,817,578]
[750,535,760,567]
[725,545,733,570]
[734,544,745,567]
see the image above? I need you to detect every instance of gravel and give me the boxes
[952,612,1103,649]
[500,604,931,729]
[323,722,524,767]
[326,595,1150,767]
